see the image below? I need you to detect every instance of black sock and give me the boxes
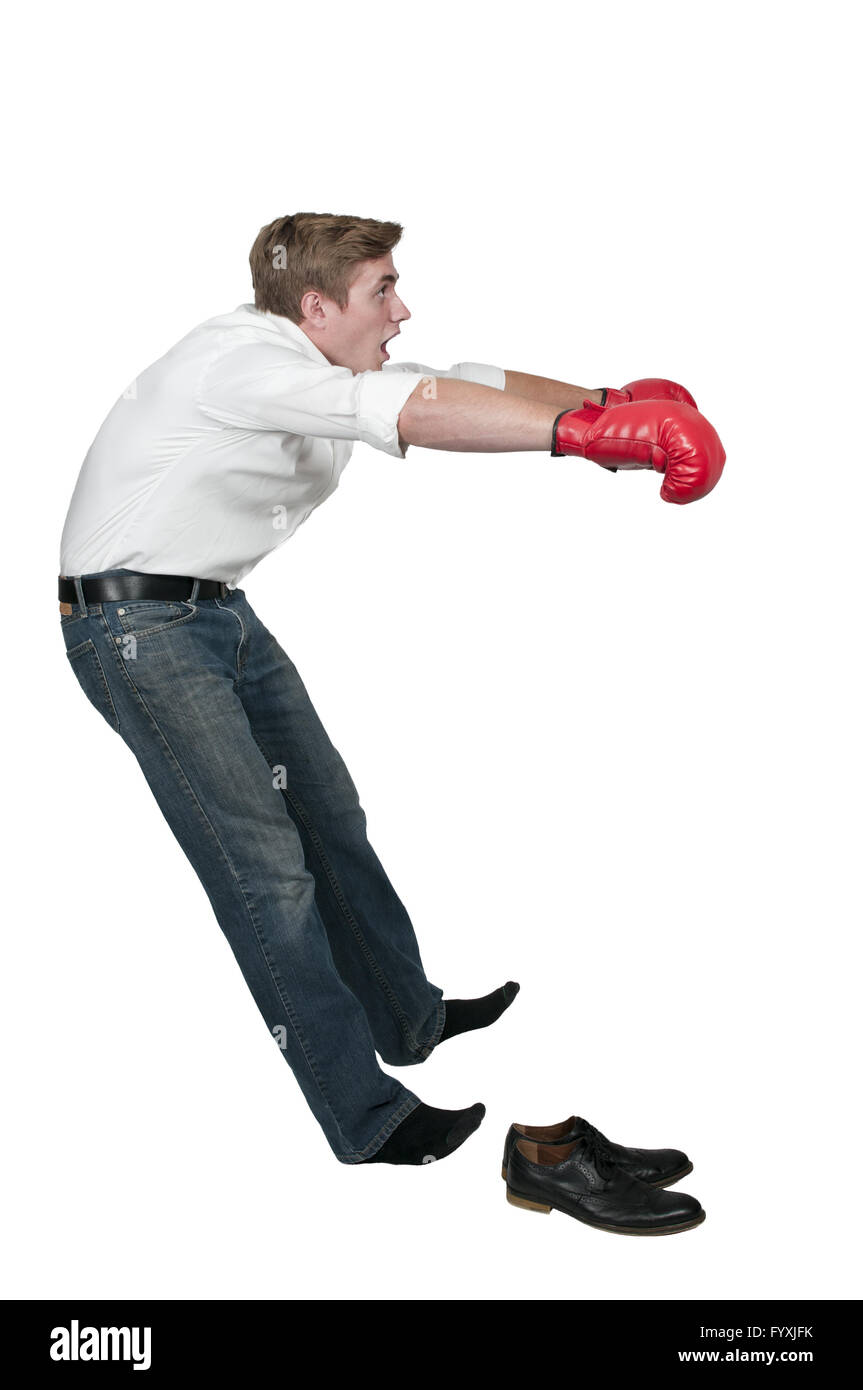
[439,981,520,1043]
[364,1101,486,1165]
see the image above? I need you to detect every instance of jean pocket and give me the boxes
[66,638,120,732]
[113,600,197,639]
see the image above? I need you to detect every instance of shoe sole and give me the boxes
[500,1159,694,1187]
[505,1186,706,1235]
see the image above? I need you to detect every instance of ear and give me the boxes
[299,287,328,327]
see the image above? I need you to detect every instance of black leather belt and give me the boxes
[58,574,230,604]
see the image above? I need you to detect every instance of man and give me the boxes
[59,212,724,1168]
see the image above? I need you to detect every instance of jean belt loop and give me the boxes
[189,578,201,603]
[73,576,87,614]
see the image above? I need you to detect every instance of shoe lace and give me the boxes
[576,1119,616,1180]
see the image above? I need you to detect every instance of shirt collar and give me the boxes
[239,303,332,367]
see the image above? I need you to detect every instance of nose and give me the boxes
[392,293,411,323]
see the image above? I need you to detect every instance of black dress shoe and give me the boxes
[501,1115,692,1187]
[506,1133,705,1236]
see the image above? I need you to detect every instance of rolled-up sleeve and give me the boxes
[196,343,430,458]
[385,360,506,391]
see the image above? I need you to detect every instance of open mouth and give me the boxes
[380,332,399,359]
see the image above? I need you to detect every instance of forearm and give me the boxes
[397,377,560,452]
[502,369,604,409]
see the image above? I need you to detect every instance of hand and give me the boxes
[601,377,698,410]
[551,398,725,504]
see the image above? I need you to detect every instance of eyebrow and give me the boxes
[375,273,398,286]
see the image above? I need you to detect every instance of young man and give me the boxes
[58,212,724,1168]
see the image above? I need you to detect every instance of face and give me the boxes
[298,251,411,373]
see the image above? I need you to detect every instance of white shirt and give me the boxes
[59,304,505,587]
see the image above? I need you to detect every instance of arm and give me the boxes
[501,369,604,409]
[502,370,699,412]
[397,377,561,453]
[396,377,726,504]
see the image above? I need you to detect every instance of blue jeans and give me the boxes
[60,572,445,1162]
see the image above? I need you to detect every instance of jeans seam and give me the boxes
[100,620,354,1147]
[66,637,120,732]
[337,1092,421,1164]
[419,999,447,1060]
[215,596,247,680]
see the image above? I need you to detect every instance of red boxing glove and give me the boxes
[552,399,725,504]
[601,377,698,410]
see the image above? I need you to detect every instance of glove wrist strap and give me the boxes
[550,400,606,458]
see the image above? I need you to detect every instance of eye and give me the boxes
[376,285,387,297]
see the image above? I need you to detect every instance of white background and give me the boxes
[2,0,860,1302]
